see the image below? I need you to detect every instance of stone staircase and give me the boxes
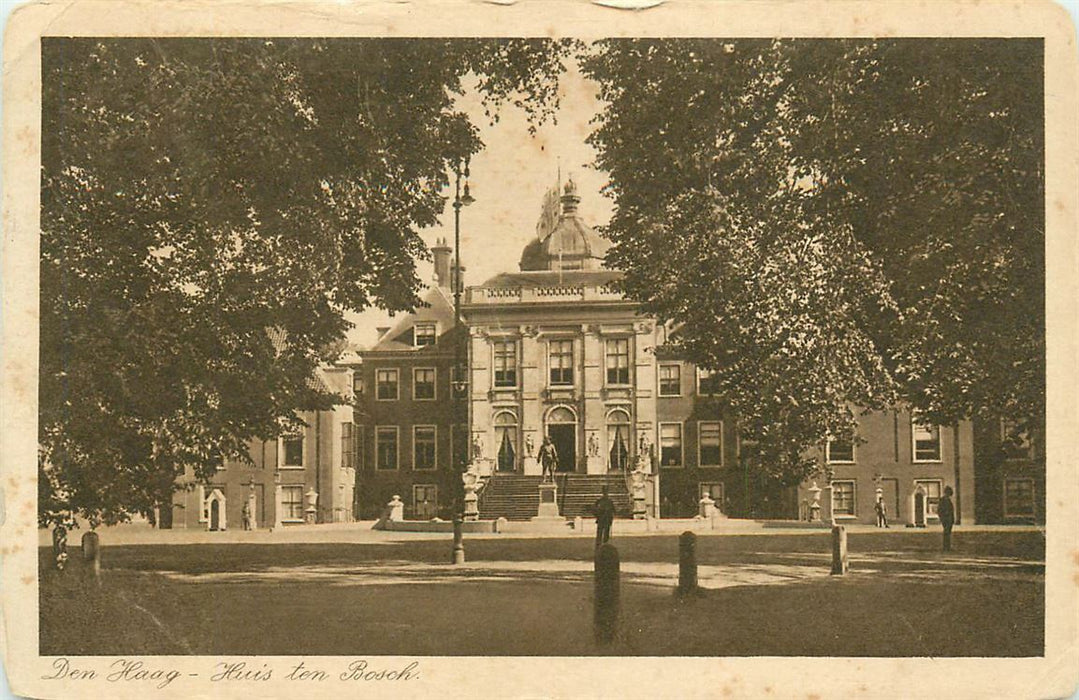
[479,473,633,521]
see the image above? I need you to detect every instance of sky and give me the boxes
[344,60,614,349]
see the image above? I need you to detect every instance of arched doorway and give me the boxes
[206,488,226,531]
[494,411,518,472]
[545,406,577,473]
[913,486,927,527]
[606,408,631,471]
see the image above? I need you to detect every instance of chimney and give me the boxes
[450,261,466,295]
[431,237,452,289]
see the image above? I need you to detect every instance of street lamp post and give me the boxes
[451,159,474,516]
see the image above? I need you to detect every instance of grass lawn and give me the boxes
[39,530,1044,657]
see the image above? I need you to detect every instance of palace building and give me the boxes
[158,182,1036,530]
[348,180,1009,526]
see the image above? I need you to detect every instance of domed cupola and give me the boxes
[519,177,610,272]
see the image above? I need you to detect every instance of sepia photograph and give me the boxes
[2,1,1077,698]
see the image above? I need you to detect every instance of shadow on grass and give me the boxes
[39,530,1045,657]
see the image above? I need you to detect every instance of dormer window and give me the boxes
[414,323,437,347]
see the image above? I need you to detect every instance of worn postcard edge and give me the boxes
[1,1,1077,698]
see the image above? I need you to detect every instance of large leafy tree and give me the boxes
[583,39,1043,482]
[40,38,572,526]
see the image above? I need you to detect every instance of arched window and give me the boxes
[494,411,518,472]
[607,409,631,471]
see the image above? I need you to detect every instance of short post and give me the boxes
[593,543,620,645]
[831,525,848,575]
[452,517,465,565]
[81,531,101,584]
[678,531,698,597]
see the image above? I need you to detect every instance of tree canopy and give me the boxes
[40,38,573,526]
[583,39,1044,481]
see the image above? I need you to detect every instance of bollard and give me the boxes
[81,531,101,583]
[831,525,848,575]
[452,517,465,565]
[678,531,698,597]
[593,543,620,645]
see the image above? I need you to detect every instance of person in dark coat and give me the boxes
[594,486,616,546]
[938,485,955,552]
[874,496,889,528]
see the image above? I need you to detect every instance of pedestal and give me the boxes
[522,456,541,476]
[585,455,605,475]
[532,482,562,521]
[630,470,648,520]
[463,490,480,521]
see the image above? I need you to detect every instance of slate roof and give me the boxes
[366,284,458,354]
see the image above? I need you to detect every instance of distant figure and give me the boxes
[51,525,68,571]
[241,500,253,531]
[874,496,889,528]
[938,486,955,552]
[538,436,559,482]
[594,485,616,546]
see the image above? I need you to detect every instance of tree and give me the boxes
[40,38,573,527]
[582,39,1044,482]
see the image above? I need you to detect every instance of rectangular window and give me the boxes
[281,485,304,521]
[658,364,681,396]
[699,421,723,466]
[413,368,436,401]
[376,426,398,470]
[281,436,303,469]
[700,482,724,505]
[912,421,941,462]
[376,369,399,401]
[414,426,437,470]
[605,338,630,385]
[341,422,353,470]
[697,368,720,396]
[549,340,574,386]
[826,438,855,464]
[832,480,856,517]
[659,423,683,467]
[1004,478,1036,518]
[915,479,942,517]
[413,484,438,519]
[352,373,364,396]
[494,340,518,388]
[1001,419,1033,460]
[414,323,436,347]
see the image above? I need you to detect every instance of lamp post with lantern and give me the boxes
[451,158,474,516]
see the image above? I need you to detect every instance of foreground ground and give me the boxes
[39,528,1044,657]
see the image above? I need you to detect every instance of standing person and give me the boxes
[874,496,888,528]
[241,500,252,531]
[538,436,559,483]
[938,485,955,552]
[594,485,616,546]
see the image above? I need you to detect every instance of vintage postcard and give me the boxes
[2,0,1077,698]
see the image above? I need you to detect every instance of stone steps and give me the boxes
[479,473,634,521]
